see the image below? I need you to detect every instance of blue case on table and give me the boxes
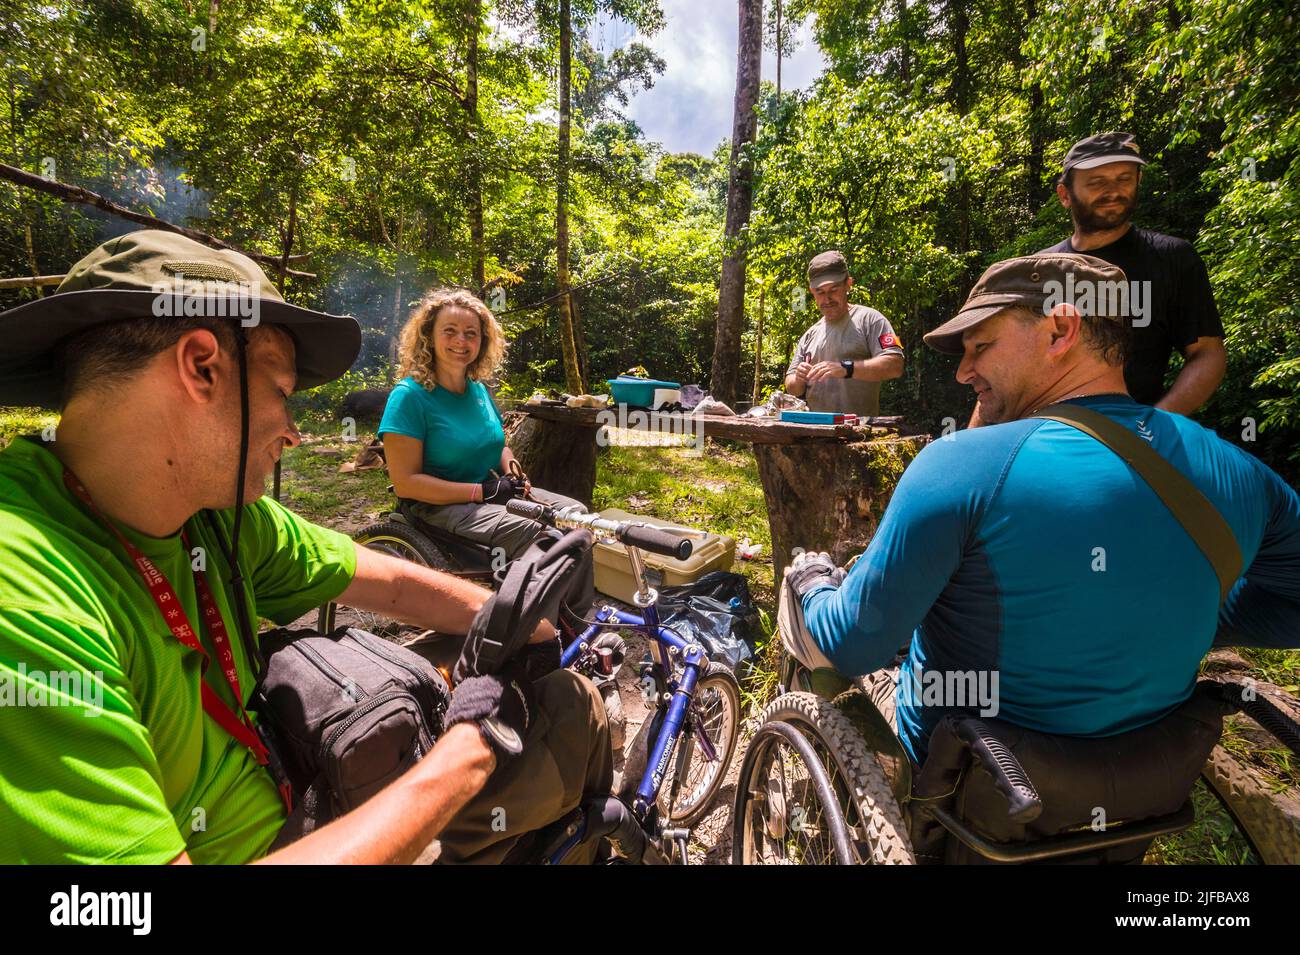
[779,410,856,425]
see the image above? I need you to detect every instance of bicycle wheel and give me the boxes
[659,662,741,827]
[735,691,915,865]
[732,718,855,864]
[317,520,451,636]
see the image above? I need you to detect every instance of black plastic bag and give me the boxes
[657,571,762,671]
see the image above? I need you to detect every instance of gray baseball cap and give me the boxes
[807,251,850,288]
[1062,131,1148,176]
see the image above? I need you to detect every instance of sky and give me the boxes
[606,3,827,156]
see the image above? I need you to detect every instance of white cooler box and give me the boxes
[591,508,736,604]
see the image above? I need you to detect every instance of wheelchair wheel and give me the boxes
[317,520,452,636]
[659,662,741,828]
[733,691,915,865]
[733,718,855,863]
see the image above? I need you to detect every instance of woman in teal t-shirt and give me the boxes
[378,288,591,607]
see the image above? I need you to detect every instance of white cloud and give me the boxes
[620,2,826,155]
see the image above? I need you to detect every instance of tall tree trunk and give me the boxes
[569,288,590,386]
[388,208,406,380]
[1023,0,1046,209]
[775,0,782,99]
[275,180,298,296]
[555,0,585,395]
[710,0,762,408]
[465,0,486,292]
[947,0,971,115]
[896,0,911,85]
[24,221,42,298]
[946,0,971,252]
[752,285,765,404]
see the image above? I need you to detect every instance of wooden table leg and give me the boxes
[755,435,929,583]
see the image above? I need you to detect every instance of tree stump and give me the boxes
[503,411,596,507]
[755,434,929,582]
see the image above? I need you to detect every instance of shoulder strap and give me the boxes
[202,509,267,678]
[1032,404,1243,604]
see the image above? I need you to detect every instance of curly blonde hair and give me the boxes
[396,287,507,387]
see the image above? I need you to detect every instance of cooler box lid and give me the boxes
[591,508,733,575]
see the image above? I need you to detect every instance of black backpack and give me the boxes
[255,626,450,849]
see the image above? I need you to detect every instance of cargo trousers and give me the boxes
[434,668,614,864]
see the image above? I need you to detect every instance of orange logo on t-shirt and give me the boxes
[880,332,902,350]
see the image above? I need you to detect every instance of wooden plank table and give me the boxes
[505,403,931,582]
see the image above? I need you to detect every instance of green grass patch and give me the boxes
[277,426,391,530]
[594,441,775,607]
[1238,647,1300,694]
[1147,781,1258,865]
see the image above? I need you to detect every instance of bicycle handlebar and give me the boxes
[505,498,696,561]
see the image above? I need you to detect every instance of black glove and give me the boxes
[444,662,535,757]
[479,475,522,505]
[788,551,844,599]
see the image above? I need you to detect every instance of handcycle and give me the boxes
[317,471,529,635]
[731,571,1300,865]
[317,487,742,862]
[496,497,742,864]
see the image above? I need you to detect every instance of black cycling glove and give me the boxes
[479,475,522,505]
[519,633,562,681]
[444,662,535,757]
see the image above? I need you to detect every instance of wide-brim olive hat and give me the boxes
[0,229,361,408]
[923,253,1128,355]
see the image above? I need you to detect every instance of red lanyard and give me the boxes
[62,467,292,812]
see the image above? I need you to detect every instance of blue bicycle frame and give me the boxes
[547,603,718,863]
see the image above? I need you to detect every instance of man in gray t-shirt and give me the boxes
[784,251,905,416]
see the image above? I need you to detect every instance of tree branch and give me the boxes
[0,162,316,278]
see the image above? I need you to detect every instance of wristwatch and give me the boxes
[840,359,855,379]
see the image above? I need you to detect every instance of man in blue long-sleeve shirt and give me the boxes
[793,252,1300,765]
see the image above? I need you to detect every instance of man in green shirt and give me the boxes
[0,230,610,864]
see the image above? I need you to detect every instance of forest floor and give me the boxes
[1,405,1295,864]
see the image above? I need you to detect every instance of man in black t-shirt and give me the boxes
[1040,132,1225,412]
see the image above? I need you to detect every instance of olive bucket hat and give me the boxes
[0,229,361,408]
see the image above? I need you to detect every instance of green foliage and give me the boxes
[0,0,1294,482]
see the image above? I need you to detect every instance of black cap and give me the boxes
[1062,131,1148,176]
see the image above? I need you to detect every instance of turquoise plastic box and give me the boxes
[606,377,680,407]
